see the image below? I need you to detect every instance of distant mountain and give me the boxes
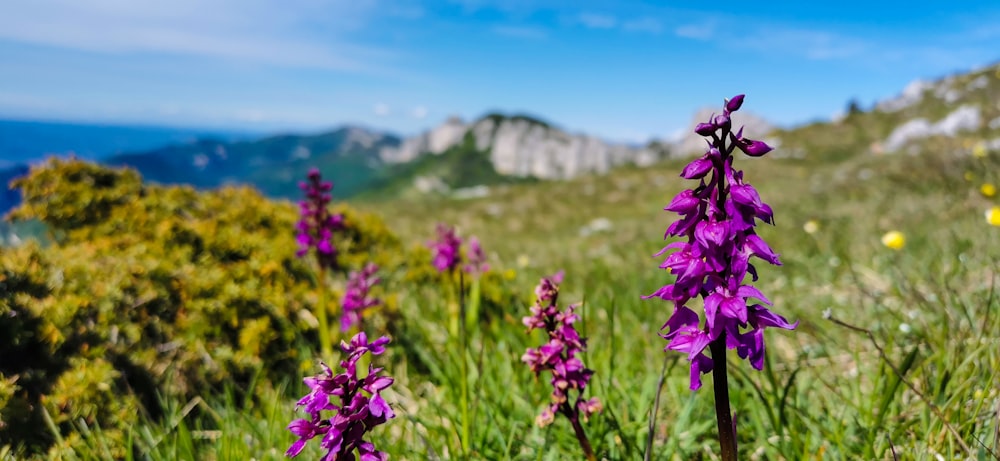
[102,126,401,200]
[0,119,252,166]
[7,59,1000,218]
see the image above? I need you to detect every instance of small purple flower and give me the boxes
[522,274,601,427]
[646,94,797,390]
[288,333,395,460]
[463,236,490,275]
[429,223,463,273]
[295,168,345,270]
[340,263,382,332]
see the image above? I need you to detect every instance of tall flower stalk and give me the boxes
[522,273,601,461]
[646,94,797,459]
[463,236,489,331]
[428,223,471,455]
[340,263,381,334]
[296,168,345,357]
[287,333,395,461]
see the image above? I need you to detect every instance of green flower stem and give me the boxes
[458,270,471,456]
[316,267,333,359]
[466,277,481,332]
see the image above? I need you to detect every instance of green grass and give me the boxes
[33,137,998,460]
[8,119,1000,459]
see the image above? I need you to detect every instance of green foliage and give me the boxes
[0,158,406,456]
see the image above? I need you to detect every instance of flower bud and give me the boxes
[726,94,745,112]
[695,122,716,136]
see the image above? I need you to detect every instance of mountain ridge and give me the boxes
[4,59,1000,217]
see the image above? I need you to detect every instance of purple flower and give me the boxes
[647,94,797,390]
[463,236,490,275]
[428,223,463,273]
[522,274,601,427]
[288,333,395,460]
[340,263,382,332]
[295,168,345,270]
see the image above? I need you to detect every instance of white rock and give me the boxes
[883,105,981,152]
[413,175,448,193]
[452,185,490,200]
[934,105,980,136]
[967,75,989,91]
[381,115,667,179]
[579,217,613,236]
[877,79,931,112]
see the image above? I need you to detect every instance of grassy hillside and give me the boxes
[2,66,1000,459]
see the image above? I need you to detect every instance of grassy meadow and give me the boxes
[2,121,1000,460]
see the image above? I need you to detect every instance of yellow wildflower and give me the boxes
[987,207,1000,227]
[881,231,906,250]
[964,171,974,182]
[982,183,997,198]
[803,220,820,234]
[972,143,987,159]
[516,254,530,268]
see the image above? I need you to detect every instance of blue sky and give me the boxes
[1,1,999,143]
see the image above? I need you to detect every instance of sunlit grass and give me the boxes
[11,139,1000,460]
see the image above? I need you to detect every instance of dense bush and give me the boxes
[0,159,411,456]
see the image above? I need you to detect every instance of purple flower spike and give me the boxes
[295,168,344,270]
[429,223,463,273]
[647,94,795,391]
[522,275,602,427]
[340,263,382,332]
[464,236,490,275]
[288,333,395,460]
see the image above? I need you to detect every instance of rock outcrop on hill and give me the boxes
[380,114,668,179]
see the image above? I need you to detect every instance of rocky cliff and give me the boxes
[380,114,668,179]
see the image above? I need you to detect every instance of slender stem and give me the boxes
[644,355,672,461]
[568,413,596,461]
[458,270,471,456]
[710,336,738,461]
[316,267,332,359]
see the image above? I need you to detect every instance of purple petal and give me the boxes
[749,304,798,330]
[745,234,781,266]
[736,285,771,306]
[286,439,307,458]
[689,353,714,391]
[369,393,395,419]
[680,157,713,180]
[665,189,701,213]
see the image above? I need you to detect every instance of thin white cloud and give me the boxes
[732,27,868,61]
[374,103,391,117]
[577,12,617,29]
[411,106,428,119]
[674,22,715,40]
[0,0,396,71]
[623,17,663,34]
[492,25,548,40]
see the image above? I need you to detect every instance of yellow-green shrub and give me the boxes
[0,158,406,454]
